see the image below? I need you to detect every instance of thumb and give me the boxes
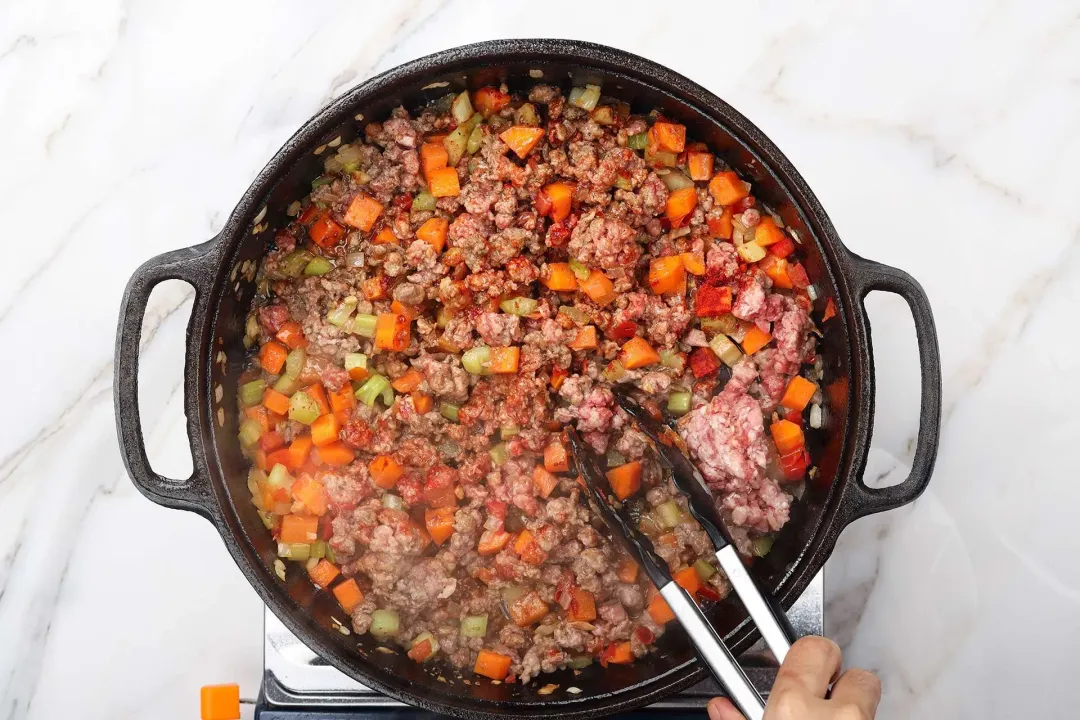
[708,697,747,720]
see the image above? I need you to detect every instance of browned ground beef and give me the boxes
[238,83,826,684]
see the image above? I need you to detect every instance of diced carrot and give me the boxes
[695,285,733,317]
[263,388,291,416]
[362,276,388,300]
[391,369,424,393]
[647,590,676,624]
[348,365,370,382]
[329,385,356,421]
[332,578,365,614]
[369,454,403,489]
[540,263,578,291]
[687,150,714,181]
[292,475,329,516]
[201,684,240,720]
[822,297,838,322]
[709,171,750,206]
[375,313,411,352]
[310,414,340,448]
[477,528,510,556]
[316,441,355,467]
[259,341,288,374]
[474,649,513,680]
[280,514,319,544]
[288,435,313,469]
[265,448,294,471]
[550,364,568,391]
[499,126,545,159]
[424,506,456,546]
[579,269,615,306]
[780,376,819,412]
[740,326,773,355]
[309,213,346,249]
[665,187,698,226]
[681,252,706,276]
[606,461,643,500]
[427,166,460,198]
[343,194,383,232]
[568,587,597,622]
[532,465,559,498]
[245,405,272,432]
[760,254,793,290]
[509,591,549,626]
[414,216,449,253]
[754,217,786,247]
[420,142,449,179]
[258,431,285,453]
[673,566,702,596]
[619,337,660,370]
[707,207,734,239]
[275,320,308,350]
[648,256,686,295]
[371,227,397,245]
[411,391,433,414]
[513,530,547,565]
[308,558,340,588]
[770,236,796,259]
[543,441,569,473]
[616,558,639,584]
[390,300,420,320]
[426,132,448,143]
[253,450,268,472]
[602,641,634,666]
[540,182,574,222]
[568,325,598,351]
[652,122,686,153]
[473,87,511,117]
[303,383,330,416]
[489,346,520,374]
[770,419,805,454]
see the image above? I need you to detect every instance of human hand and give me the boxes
[708,636,881,720]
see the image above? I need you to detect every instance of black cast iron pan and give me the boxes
[114,39,941,718]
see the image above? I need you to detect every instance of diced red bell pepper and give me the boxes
[769,237,796,259]
[689,347,722,379]
[789,262,811,290]
[609,321,639,341]
[695,285,733,317]
[779,447,810,481]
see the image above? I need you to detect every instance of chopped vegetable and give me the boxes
[648,256,686,295]
[288,435,313,469]
[316,441,355,467]
[659,349,687,373]
[303,257,333,276]
[303,383,330,416]
[752,535,774,557]
[656,500,684,529]
[665,186,698,226]
[451,90,474,123]
[427,166,460,197]
[616,559,639,583]
[693,559,717,581]
[708,334,743,367]
[508,591,549,626]
[540,182,573,222]
[754,217,785,247]
[600,641,633,666]
[473,86,510,117]
[477,528,510,556]
[310,414,340,447]
[647,590,676,624]
[309,213,346,249]
[513,529,547,565]
[420,142,449,180]
[370,609,400,640]
[659,169,694,191]
[240,379,266,407]
[568,258,591,281]
[673,566,701,595]
[374,313,411,351]
[425,506,456,545]
[532,465,559,499]
[740,326,773,355]
[541,262,578,291]
[499,126,545,159]
[292,474,328,515]
[780,376,818,412]
[462,346,492,375]
[408,632,439,663]
[709,171,750,206]
[326,296,357,327]
[708,207,735,239]
[344,352,369,378]
[627,132,648,150]
[238,418,264,447]
[652,122,686,153]
[351,313,378,338]
[687,150,714,181]
[391,369,424,393]
[568,325,598,351]
[466,125,484,154]
[620,337,661,370]
[500,296,538,316]
[770,419,805,454]
[279,250,314,277]
[667,391,692,416]
[411,391,433,414]
[308,559,340,588]
[288,391,320,425]
[569,85,601,111]
[333,578,365,613]
[372,227,397,245]
[355,374,391,407]
[259,341,288,375]
[568,587,597,622]
[580,269,616,306]
[489,442,509,467]
[489,346,520,374]
[736,241,766,263]
[412,189,436,211]
[601,359,628,383]
[681,252,706,276]
[444,112,481,166]
[275,321,308,350]
[440,402,460,423]
[474,649,512,680]
[343,193,383,231]
[280,514,319,544]
[416,216,448,252]
[369,455,403,489]
[606,461,643,500]
[543,441,569,473]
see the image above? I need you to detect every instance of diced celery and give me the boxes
[344,353,368,374]
[709,334,743,367]
[489,442,509,467]
[461,346,492,375]
[238,418,264,447]
[410,631,440,660]
[500,425,519,440]
[284,347,308,379]
[259,511,278,530]
[645,147,678,167]
[558,305,589,324]
[412,189,436,212]
[288,391,320,425]
[326,297,358,327]
[381,384,394,407]
[445,112,481,166]
[656,500,683,529]
[614,175,633,191]
[627,133,648,150]
[659,349,686,373]
[351,313,377,338]
[568,656,593,669]
[278,542,311,561]
[266,463,293,490]
[355,374,390,407]
[305,557,319,572]
[239,379,266,407]
[310,540,327,560]
[381,494,404,511]
[466,125,483,154]
[700,314,739,336]
[370,609,400,640]
[693,559,717,581]
[279,250,314,277]
[460,614,488,638]
[752,535,774,558]
[500,297,538,316]
[451,91,474,123]
[325,544,336,564]
[569,84,601,111]
[304,257,333,275]
[667,391,692,416]
[440,402,460,423]
[516,102,539,126]
[273,374,300,396]
[602,360,627,383]
[606,449,626,467]
[568,258,591,281]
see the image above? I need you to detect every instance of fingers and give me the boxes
[771,636,843,699]
[829,667,882,718]
[707,697,746,720]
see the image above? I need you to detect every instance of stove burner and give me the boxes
[256,573,822,717]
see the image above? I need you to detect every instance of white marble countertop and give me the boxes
[3,0,1079,718]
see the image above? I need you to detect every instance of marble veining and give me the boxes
[2,0,1079,718]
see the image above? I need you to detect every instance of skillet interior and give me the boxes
[200,41,857,717]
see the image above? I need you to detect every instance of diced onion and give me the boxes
[451,91,474,123]
[345,252,365,268]
[569,84,601,111]
[274,559,286,581]
[807,284,818,302]
[809,403,823,429]
[736,242,766,263]
[381,494,404,511]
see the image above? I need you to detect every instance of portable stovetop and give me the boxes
[253,572,820,718]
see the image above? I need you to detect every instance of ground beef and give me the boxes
[568,213,641,268]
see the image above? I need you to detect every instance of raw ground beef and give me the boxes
[238,82,824,686]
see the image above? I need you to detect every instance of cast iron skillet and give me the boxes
[114,40,941,717]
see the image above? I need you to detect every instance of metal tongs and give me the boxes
[567,388,797,720]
